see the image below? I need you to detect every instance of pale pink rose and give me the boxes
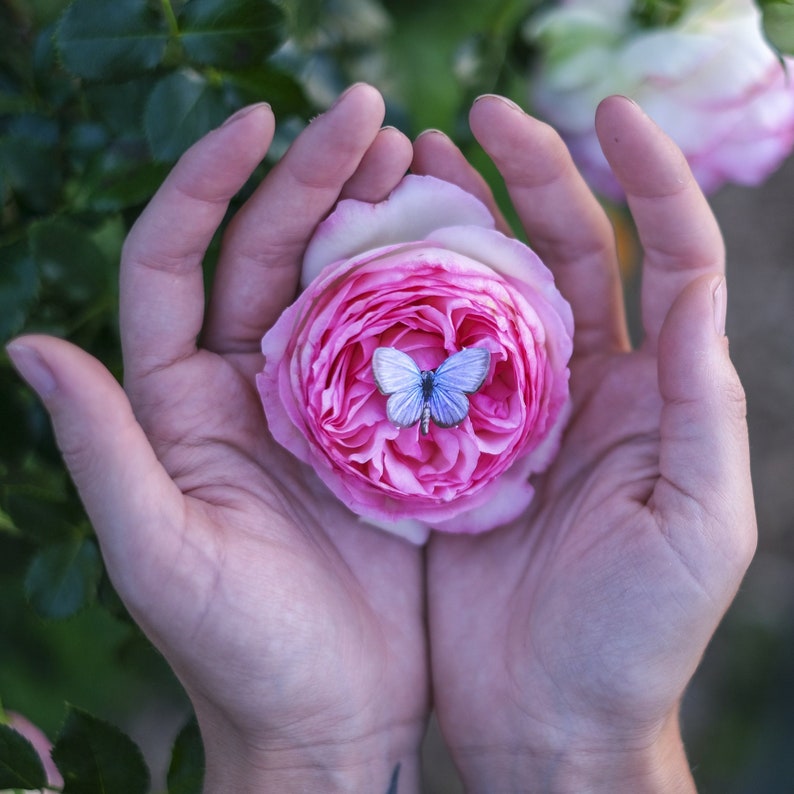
[258,175,573,543]
[528,0,794,199]
[7,712,64,789]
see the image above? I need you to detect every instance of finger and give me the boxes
[653,275,756,599]
[339,125,413,202]
[410,129,513,235]
[469,96,629,360]
[120,104,275,384]
[595,96,724,351]
[5,336,190,610]
[202,83,386,355]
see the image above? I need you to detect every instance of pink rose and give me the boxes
[257,175,573,543]
[528,0,794,199]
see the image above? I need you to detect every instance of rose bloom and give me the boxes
[258,175,573,543]
[528,0,794,199]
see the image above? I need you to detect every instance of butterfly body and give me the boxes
[372,346,491,435]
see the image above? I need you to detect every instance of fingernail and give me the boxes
[6,343,58,398]
[221,102,271,128]
[415,128,449,141]
[614,94,640,108]
[711,276,727,336]
[329,82,366,111]
[473,94,524,113]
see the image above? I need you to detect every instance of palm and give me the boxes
[427,350,722,751]
[128,348,427,745]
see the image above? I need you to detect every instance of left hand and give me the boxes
[8,85,428,793]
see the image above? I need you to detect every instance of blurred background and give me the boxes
[1,0,793,791]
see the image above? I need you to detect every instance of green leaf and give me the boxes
[0,723,48,790]
[760,0,794,56]
[52,706,150,794]
[29,217,114,304]
[4,485,77,545]
[87,160,170,212]
[84,76,157,135]
[167,715,205,794]
[180,0,285,67]
[25,536,103,619]
[0,135,62,212]
[0,242,39,343]
[221,65,311,116]
[56,0,168,81]
[144,70,231,161]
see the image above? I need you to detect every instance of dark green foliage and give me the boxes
[0,723,48,790]
[24,536,103,620]
[0,0,312,592]
[56,0,169,81]
[167,715,205,794]
[52,706,150,794]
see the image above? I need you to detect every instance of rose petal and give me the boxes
[302,174,496,285]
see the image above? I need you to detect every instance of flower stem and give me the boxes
[160,0,180,37]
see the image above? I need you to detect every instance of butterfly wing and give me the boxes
[372,347,425,429]
[372,347,423,394]
[427,382,471,428]
[386,387,426,429]
[432,347,491,394]
[429,347,491,429]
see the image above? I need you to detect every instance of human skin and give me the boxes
[411,95,757,792]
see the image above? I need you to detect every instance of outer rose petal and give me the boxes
[432,459,536,534]
[260,176,573,542]
[302,174,495,285]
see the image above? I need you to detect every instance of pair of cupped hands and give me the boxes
[7,84,756,792]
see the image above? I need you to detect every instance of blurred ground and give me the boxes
[419,156,794,792]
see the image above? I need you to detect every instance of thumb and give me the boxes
[6,335,185,603]
[654,275,757,597]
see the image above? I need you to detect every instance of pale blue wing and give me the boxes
[432,347,491,394]
[386,387,425,428]
[428,383,470,428]
[372,347,423,395]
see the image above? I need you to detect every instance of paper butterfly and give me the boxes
[372,346,491,435]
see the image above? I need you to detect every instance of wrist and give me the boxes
[198,710,422,793]
[449,710,695,794]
